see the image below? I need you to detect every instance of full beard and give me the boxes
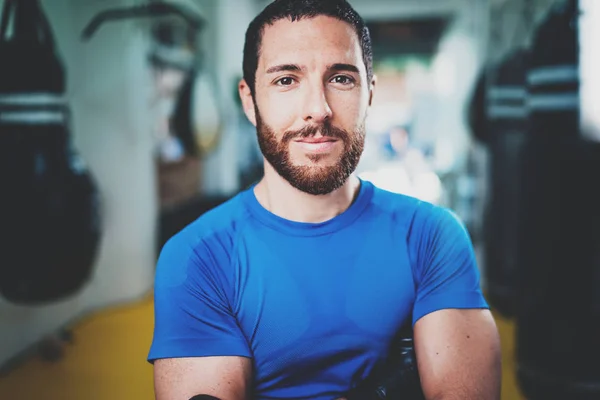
[255,109,365,196]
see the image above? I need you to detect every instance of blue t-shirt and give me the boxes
[148,179,488,399]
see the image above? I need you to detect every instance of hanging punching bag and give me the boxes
[171,69,223,158]
[0,0,102,304]
[483,48,529,318]
[516,0,600,398]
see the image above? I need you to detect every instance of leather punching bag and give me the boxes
[0,0,102,304]
[483,48,529,318]
[516,1,600,398]
[171,69,223,158]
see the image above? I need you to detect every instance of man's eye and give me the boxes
[276,77,295,86]
[331,75,354,85]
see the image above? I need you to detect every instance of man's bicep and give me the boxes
[154,356,253,400]
[414,308,501,400]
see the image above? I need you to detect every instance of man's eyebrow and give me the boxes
[328,63,360,74]
[266,64,303,74]
[264,63,360,74]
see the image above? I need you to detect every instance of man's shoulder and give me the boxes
[368,182,426,225]
[368,181,460,234]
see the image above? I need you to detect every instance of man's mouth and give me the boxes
[295,136,338,143]
[293,136,339,154]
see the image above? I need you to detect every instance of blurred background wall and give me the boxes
[0,1,598,399]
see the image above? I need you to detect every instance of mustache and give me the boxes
[282,122,349,143]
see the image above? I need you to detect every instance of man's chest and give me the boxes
[229,232,416,395]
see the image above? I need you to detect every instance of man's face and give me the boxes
[241,15,374,195]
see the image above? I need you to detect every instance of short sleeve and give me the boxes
[409,203,489,326]
[147,234,252,363]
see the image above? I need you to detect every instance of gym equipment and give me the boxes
[483,48,530,318]
[345,318,424,400]
[0,0,102,304]
[82,1,224,213]
[81,1,222,160]
[81,1,204,41]
[515,1,600,398]
[171,69,223,158]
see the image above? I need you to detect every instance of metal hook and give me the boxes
[80,1,205,41]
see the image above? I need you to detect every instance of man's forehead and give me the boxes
[260,15,359,46]
[258,16,363,70]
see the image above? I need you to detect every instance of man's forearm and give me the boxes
[428,383,500,400]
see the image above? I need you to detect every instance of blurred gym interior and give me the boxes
[0,0,598,399]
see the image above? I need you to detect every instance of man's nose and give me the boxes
[302,82,333,124]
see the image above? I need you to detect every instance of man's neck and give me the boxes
[253,162,361,224]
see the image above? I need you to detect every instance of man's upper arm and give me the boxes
[414,308,501,400]
[154,356,252,400]
[149,233,253,399]
[409,204,500,399]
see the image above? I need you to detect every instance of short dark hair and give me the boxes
[242,0,373,95]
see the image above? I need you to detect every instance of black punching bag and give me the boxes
[0,0,102,304]
[516,1,600,399]
[483,48,529,318]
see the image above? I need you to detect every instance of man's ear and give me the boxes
[238,78,257,126]
[368,74,377,107]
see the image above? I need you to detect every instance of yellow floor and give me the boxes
[0,294,525,400]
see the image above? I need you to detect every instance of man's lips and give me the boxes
[295,137,338,143]
[293,137,339,153]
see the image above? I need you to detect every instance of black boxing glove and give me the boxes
[345,325,425,400]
